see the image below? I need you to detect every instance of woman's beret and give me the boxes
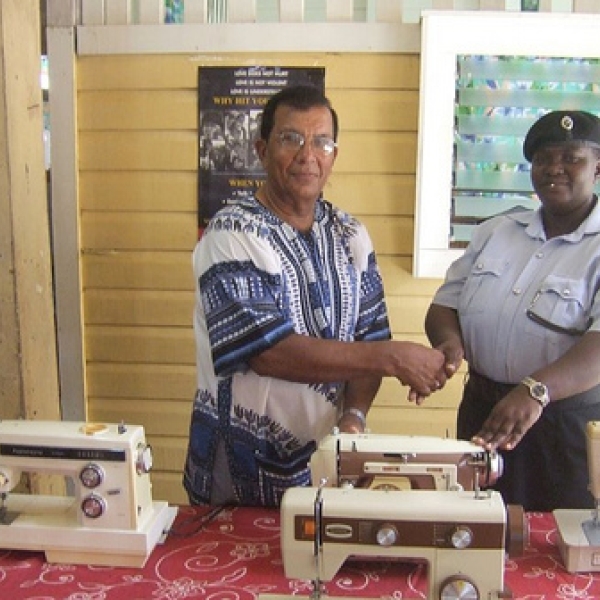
[523,110,600,162]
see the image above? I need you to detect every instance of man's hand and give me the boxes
[408,339,463,405]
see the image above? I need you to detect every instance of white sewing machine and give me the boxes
[268,485,524,600]
[0,420,178,567]
[554,420,600,572]
[310,431,503,492]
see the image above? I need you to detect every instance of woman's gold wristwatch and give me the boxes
[521,376,550,408]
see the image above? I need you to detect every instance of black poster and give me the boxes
[197,66,325,234]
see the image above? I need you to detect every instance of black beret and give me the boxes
[523,110,600,162]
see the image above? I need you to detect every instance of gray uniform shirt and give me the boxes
[433,202,600,383]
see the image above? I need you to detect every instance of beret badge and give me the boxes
[561,115,574,140]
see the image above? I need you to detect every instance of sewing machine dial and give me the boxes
[439,575,479,599]
[449,525,473,549]
[81,494,106,519]
[376,524,398,547]
[80,464,104,489]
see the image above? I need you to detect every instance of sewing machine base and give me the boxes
[0,493,178,567]
[554,509,600,572]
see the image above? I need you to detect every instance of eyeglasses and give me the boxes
[526,291,592,337]
[275,131,337,156]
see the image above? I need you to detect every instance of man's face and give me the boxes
[531,142,600,216]
[255,104,337,205]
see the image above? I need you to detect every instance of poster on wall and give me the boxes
[197,66,325,235]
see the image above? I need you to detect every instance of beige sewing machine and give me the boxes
[268,485,525,600]
[0,419,178,567]
[554,420,600,572]
[310,431,503,492]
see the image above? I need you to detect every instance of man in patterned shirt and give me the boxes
[184,85,446,507]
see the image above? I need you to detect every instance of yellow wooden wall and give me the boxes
[78,53,462,505]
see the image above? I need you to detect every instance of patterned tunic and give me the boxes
[183,195,391,507]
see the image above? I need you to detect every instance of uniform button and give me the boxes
[476,262,484,270]
[563,289,570,296]
[513,288,522,295]
[536,252,544,258]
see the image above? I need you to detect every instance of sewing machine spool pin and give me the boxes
[310,480,327,600]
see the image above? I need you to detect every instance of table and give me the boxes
[2,506,600,599]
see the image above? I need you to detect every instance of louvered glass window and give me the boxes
[452,55,600,248]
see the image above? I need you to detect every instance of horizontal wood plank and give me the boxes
[78,89,197,130]
[85,325,195,364]
[88,397,192,434]
[82,251,195,291]
[151,471,188,505]
[77,54,419,91]
[368,406,457,437]
[378,255,443,296]
[329,89,418,132]
[81,212,198,252]
[329,173,415,217]
[79,171,198,212]
[84,289,194,326]
[79,131,198,171]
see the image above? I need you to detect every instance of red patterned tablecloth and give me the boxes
[2,507,600,599]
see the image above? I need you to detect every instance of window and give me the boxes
[414,12,600,278]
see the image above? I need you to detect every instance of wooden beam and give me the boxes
[0,0,60,422]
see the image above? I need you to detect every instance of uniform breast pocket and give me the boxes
[528,277,591,337]
[459,258,507,315]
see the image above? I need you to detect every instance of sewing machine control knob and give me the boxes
[136,443,153,474]
[375,524,398,547]
[439,575,479,599]
[80,464,104,489]
[449,526,473,549]
[81,494,106,519]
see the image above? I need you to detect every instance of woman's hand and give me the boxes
[471,388,543,451]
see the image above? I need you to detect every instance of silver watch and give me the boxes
[521,376,550,408]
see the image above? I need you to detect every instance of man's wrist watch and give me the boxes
[521,376,550,408]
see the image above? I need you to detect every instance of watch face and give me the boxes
[532,383,546,397]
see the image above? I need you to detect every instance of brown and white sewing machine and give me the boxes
[0,420,178,567]
[554,420,600,572]
[259,432,525,600]
[268,484,525,600]
[310,430,503,492]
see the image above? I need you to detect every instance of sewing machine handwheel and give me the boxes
[136,443,154,474]
[506,503,527,557]
[439,575,479,599]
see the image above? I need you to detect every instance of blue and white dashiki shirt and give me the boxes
[183,195,391,507]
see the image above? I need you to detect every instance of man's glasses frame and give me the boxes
[275,130,337,157]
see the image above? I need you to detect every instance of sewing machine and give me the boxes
[267,485,524,600]
[0,420,178,567]
[310,431,503,492]
[554,420,600,572]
